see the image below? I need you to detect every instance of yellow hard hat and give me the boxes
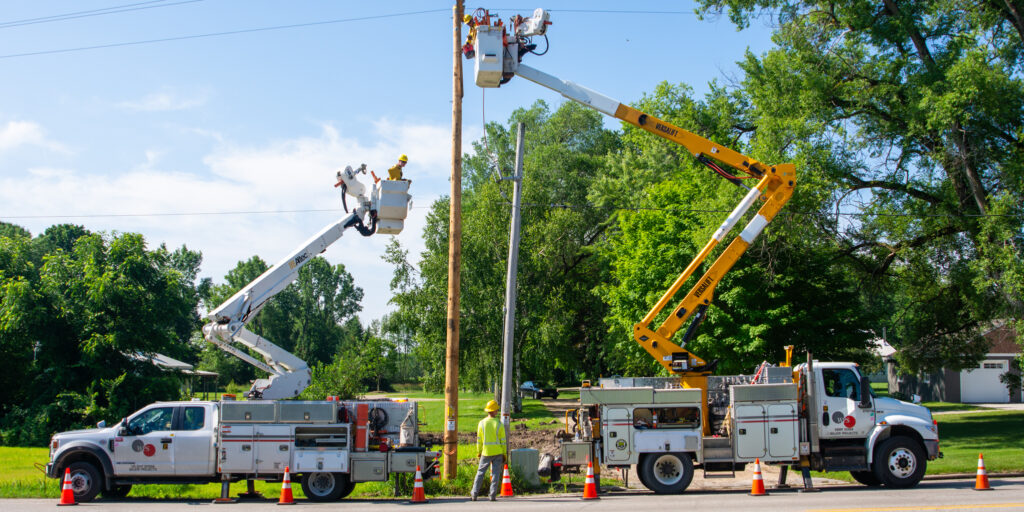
[484,400,499,412]
[463,14,472,23]
[398,154,409,163]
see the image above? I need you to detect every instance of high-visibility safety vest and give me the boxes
[388,164,403,180]
[476,416,507,457]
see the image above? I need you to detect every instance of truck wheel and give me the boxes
[67,461,102,502]
[849,471,881,487]
[301,472,347,502]
[872,436,926,488]
[639,452,693,494]
[635,456,651,489]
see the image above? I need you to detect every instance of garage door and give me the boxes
[960,360,1009,403]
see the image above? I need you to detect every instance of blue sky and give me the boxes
[0,1,775,324]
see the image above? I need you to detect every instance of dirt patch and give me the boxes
[420,421,562,460]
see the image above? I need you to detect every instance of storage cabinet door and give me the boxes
[767,403,798,459]
[733,404,766,460]
[255,425,292,473]
[219,424,254,473]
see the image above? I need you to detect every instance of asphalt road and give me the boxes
[8,477,1024,511]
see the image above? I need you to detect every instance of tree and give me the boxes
[384,101,621,390]
[695,0,1024,371]
[1,227,202,445]
[592,82,878,376]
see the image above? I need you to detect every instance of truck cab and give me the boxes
[46,401,219,502]
[801,362,940,487]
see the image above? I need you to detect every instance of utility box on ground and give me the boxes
[509,448,541,487]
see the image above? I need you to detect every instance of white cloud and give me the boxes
[0,119,470,323]
[118,88,209,112]
[0,120,69,154]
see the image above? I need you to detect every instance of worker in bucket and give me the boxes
[471,400,507,501]
[387,154,409,180]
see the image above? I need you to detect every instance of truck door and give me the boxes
[174,405,214,475]
[112,405,176,476]
[817,367,874,439]
[603,408,632,463]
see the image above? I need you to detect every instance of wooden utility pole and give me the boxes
[443,0,464,481]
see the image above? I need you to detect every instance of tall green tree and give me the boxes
[696,0,1024,371]
[384,101,621,391]
[0,227,202,445]
[592,82,877,376]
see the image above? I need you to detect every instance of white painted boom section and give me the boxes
[711,186,763,241]
[209,211,360,324]
[515,64,621,117]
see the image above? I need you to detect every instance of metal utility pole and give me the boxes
[442,0,464,481]
[500,123,526,441]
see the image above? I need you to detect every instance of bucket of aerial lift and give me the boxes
[474,25,505,88]
[376,180,411,235]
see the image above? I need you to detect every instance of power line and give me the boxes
[0,0,172,27]
[3,203,1019,221]
[0,0,200,30]
[0,8,450,60]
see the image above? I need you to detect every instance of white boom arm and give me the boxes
[202,166,411,399]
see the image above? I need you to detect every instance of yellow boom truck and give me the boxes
[465,9,940,494]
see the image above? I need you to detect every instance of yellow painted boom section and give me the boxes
[610,104,797,378]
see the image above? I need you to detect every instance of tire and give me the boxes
[301,472,350,502]
[872,436,926,488]
[66,461,102,503]
[635,456,651,490]
[638,452,693,494]
[849,470,881,487]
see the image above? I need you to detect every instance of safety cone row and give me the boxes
[974,453,992,491]
[749,458,768,496]
[277,466,295,505]
[410,465,428,504]
[500,464,515,497]
[581,459,599,500]
[57,467,78,506]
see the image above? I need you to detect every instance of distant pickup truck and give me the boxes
[520,381,559,399]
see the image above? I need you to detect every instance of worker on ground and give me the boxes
[388,154,409,180]
[471,400,507,501]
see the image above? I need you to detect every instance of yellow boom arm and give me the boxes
[513,64,796,375]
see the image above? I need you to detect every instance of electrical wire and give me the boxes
[0,0,185,29]
[2,203,1018,221]
[0,8,450,60]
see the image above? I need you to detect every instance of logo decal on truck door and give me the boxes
[843,415,856,428]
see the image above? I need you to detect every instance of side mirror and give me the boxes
[912,394,922,404]
[117,418,129,436]
[859,378,873,409]
[95,420,106,429]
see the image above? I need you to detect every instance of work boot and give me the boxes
[489,495,496,501]
[470,494,478,501]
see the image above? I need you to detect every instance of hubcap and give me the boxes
[652,454,684,485]
[308,473,336,496]
[887,447,916,479]
[70,470,91,494]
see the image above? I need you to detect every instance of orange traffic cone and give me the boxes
[749,458,768,496]
[582,459,599,500]
[57,467,77,506]
[410,465,428,503]
[277,466,295,505]
[974,453,992,491]
[499,464,514,497]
